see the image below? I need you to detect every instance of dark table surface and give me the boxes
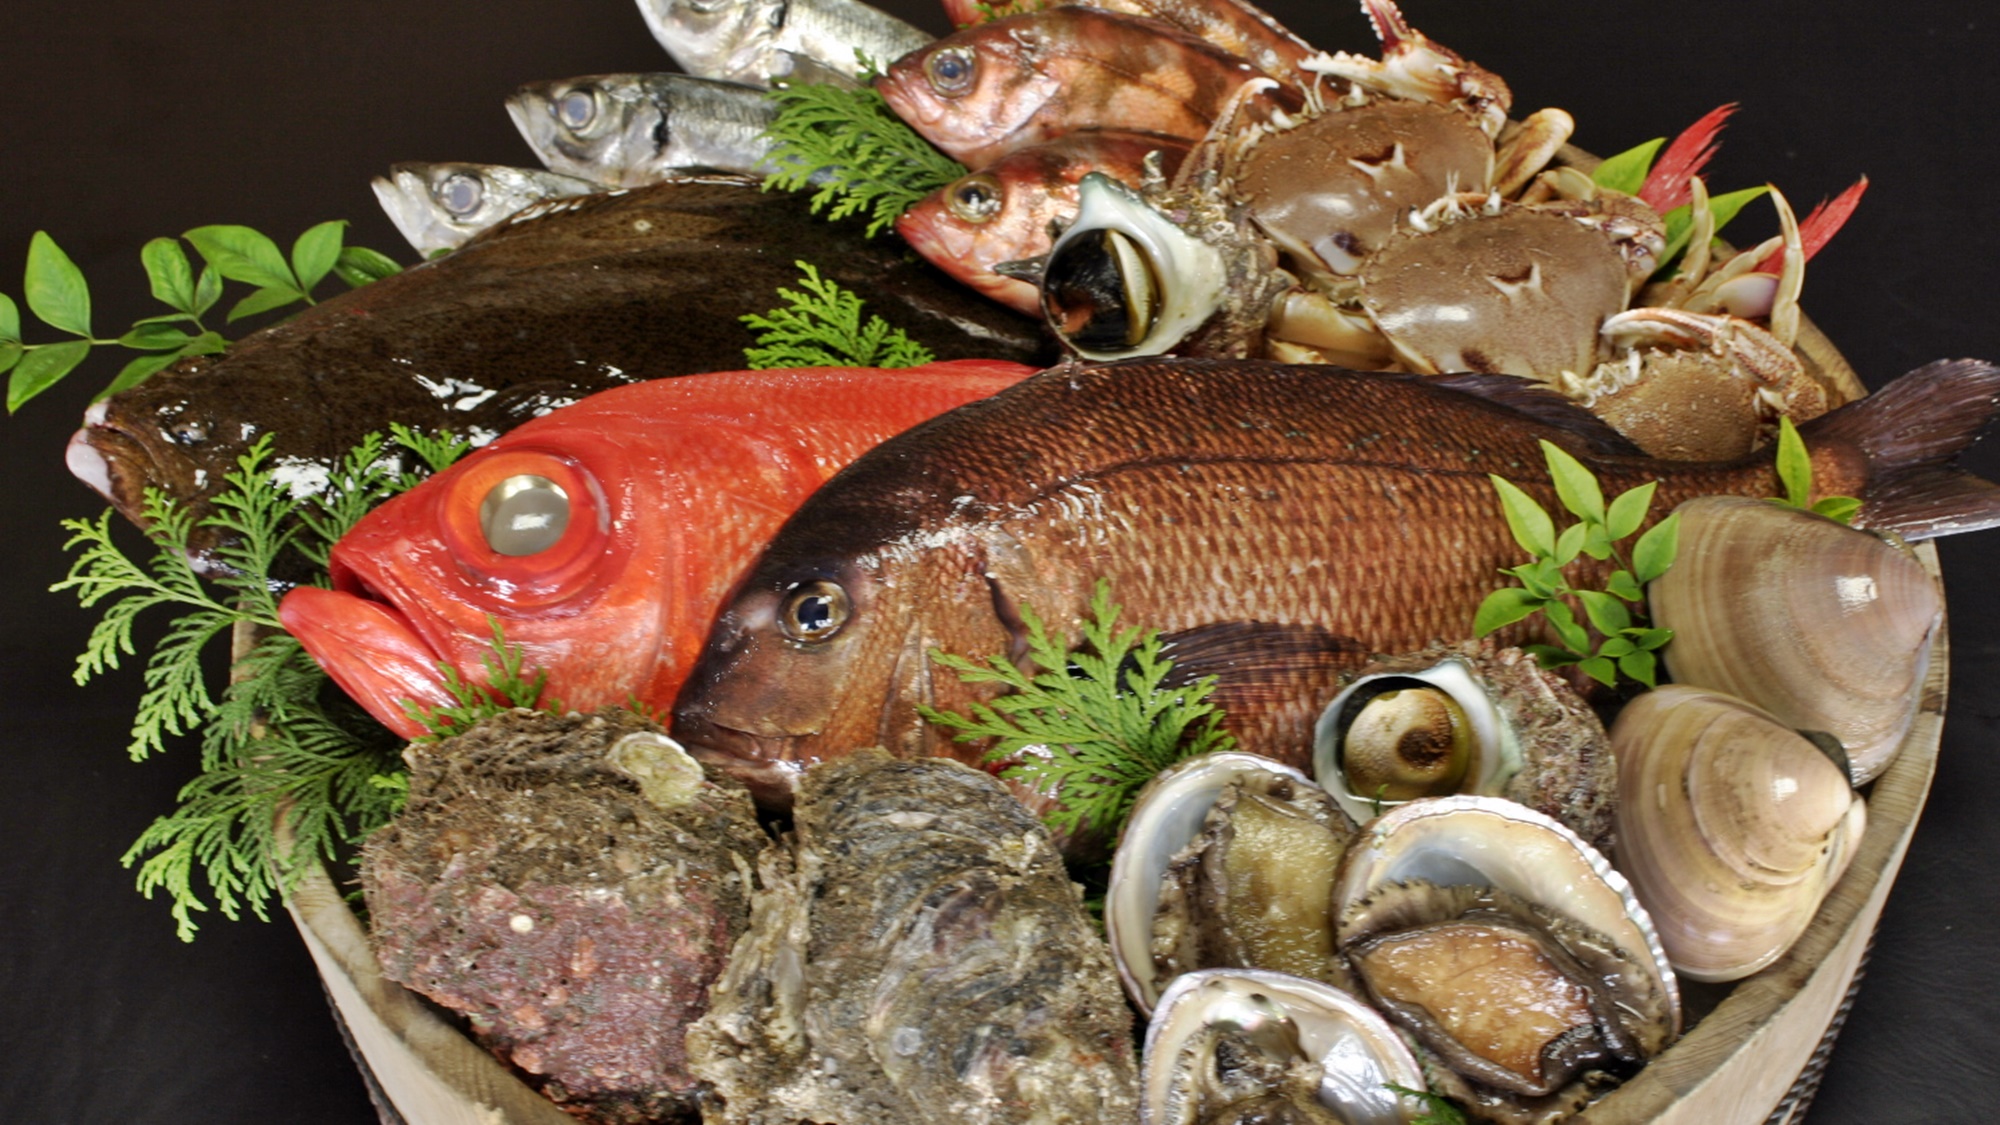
[4,1,1996,1121]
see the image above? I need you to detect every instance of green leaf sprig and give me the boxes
[742,260,937,369]
[919,580,1237,838]
[1473,441,1679,688]
[4,223,402,412]
[400,617,556,741]
[53,425,467,939]
[1770,415,1861,524]
[759,80,968,236]
[1386,1084,1469,1125]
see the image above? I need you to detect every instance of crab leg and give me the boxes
[1492,108,1576,198]
[1300,0,1511,137]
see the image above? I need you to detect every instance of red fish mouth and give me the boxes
[279,574,455,740]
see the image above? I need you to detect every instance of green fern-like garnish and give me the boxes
[919,580,1237,838]
[760,82,967,236]
[53,427,469,939]
[400,617,555,740]
[1386,1084,1469,1125]
[742,260,936,369]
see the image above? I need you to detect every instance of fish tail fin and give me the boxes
[1801,358,2000,540]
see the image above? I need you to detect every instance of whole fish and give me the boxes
[66,176,1048,562]
[938,0,1320,83]
[371,162,599,256]
[897,129,1190,316]
[671,357,2000,808]
[876,8,1269,170]
[637,0,931,87]
[277,360,1036,740]
[507,73,783,187]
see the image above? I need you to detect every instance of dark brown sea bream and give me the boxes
[65,175,1047,561]
[671,357,2000,806]
[686,750,1140,1125]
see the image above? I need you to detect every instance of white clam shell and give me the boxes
[1143,968,1424,1125]
[1611,685,1867,983]
[1332,794,1682,1035]
[1648,495,1943,783]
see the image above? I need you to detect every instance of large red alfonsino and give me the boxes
[278,360,1036,738]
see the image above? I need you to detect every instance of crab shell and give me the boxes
[1310,641,1618,848]
[1609,685,1866,982]
[1142,968,1425,1125]
[1647,496,1943,783]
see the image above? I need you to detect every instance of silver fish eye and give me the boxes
[924,47,977,96]
[479,474,571,556]
[779,580,851,643]
[682,0,730,13]
[437,172,485,217]
[556,88,597,131]
[1042,227,1160,353]
[946,173,1003,224]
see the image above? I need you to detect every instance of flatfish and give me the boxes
[688,750,1140,1124]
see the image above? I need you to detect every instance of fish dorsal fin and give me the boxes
[1428,372,1647,457]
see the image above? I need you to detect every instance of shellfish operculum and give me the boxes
[1647,495,1943,784]
[1143,968,1425,1125]
[1611,684,1867,983]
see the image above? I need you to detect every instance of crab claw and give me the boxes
[1301,0,1511,137]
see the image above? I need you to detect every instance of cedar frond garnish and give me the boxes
[743,260,936,369]
[920,580,1237,838]
[400,617,556,740]
[760,81,967,236]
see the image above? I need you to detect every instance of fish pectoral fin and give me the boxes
[882,612,940,757]
[1156,621,1368,705]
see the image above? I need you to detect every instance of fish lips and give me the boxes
[278,579,455,742]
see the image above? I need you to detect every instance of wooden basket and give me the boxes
[271,327,1944,1125]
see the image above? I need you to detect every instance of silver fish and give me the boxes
[508,72,784,186]
[371,162,600,256]
[637,0,931,87]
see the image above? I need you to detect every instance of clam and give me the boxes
[1143,968,1425,1125]
[1647,495,1943,783]
[1107,752,1356,1013]
[1610,684,1867,982]
[1311,641,1618,848]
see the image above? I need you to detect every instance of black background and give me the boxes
[3,1,1996,1121]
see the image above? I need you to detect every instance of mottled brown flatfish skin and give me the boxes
[72,175,1047,561]
[673,357,2000,804]
[688,750,1139,1124]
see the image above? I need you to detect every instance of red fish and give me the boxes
[939,0,1320,83]
[896,130,1190,316]
[278,361,1036,739]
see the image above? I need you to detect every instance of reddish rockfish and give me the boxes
[938,0,1320,83]
[279,360,1035,739]
[897,130,1190,316]
[876,8,1266,170]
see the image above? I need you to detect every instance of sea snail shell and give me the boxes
[1611,685,1866,983]
[1647,495,1942,784]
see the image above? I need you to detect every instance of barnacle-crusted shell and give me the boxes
[1312,641,1617,848]
[1611,685,1866,982]
[1143,969,1424,1125]
[1648,495,1943,783]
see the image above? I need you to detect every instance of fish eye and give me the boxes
[1041,227,1160,353]
[779,580,851,643]
[924,47,977,96]
[946,174,1004,224]
[479,474,571,556]
[437,172,485,217]
[682,0,729,12]
[556,88,597,131]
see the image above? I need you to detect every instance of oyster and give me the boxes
[687,750,1139,1125]
[1611,685,1867,982]
[1143,969,1425,1125]
[1647,495,1943,783]
[1311,641,1618,848]
[361,709,766,1124]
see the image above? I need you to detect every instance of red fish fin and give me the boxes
[1801,358,2000,539]
[1157,621,1367,700]
[1753,175,1868,274]
[1427,372,1646,457]
[1639,103,1736,214]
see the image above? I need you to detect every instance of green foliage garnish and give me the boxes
[1474,441,1678,689]
[1589,139,1666,197]
[4,223,403,412]
[1770,415,1862,524]
[919,580,1237,838]
[52,426,468,939]
[760,81,968,236]
[742,260,936,369]
[400,617,555,740]
[1386,1084,1469,1125]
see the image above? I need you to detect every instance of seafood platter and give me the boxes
[9,0,2000,1122]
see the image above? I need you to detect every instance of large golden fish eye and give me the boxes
[480,474,572,556]
[1042,227,1160,354]
[779,580,851,643]
[946,173,1004,224]
[437,172,485,217]
[924,47,977,96]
